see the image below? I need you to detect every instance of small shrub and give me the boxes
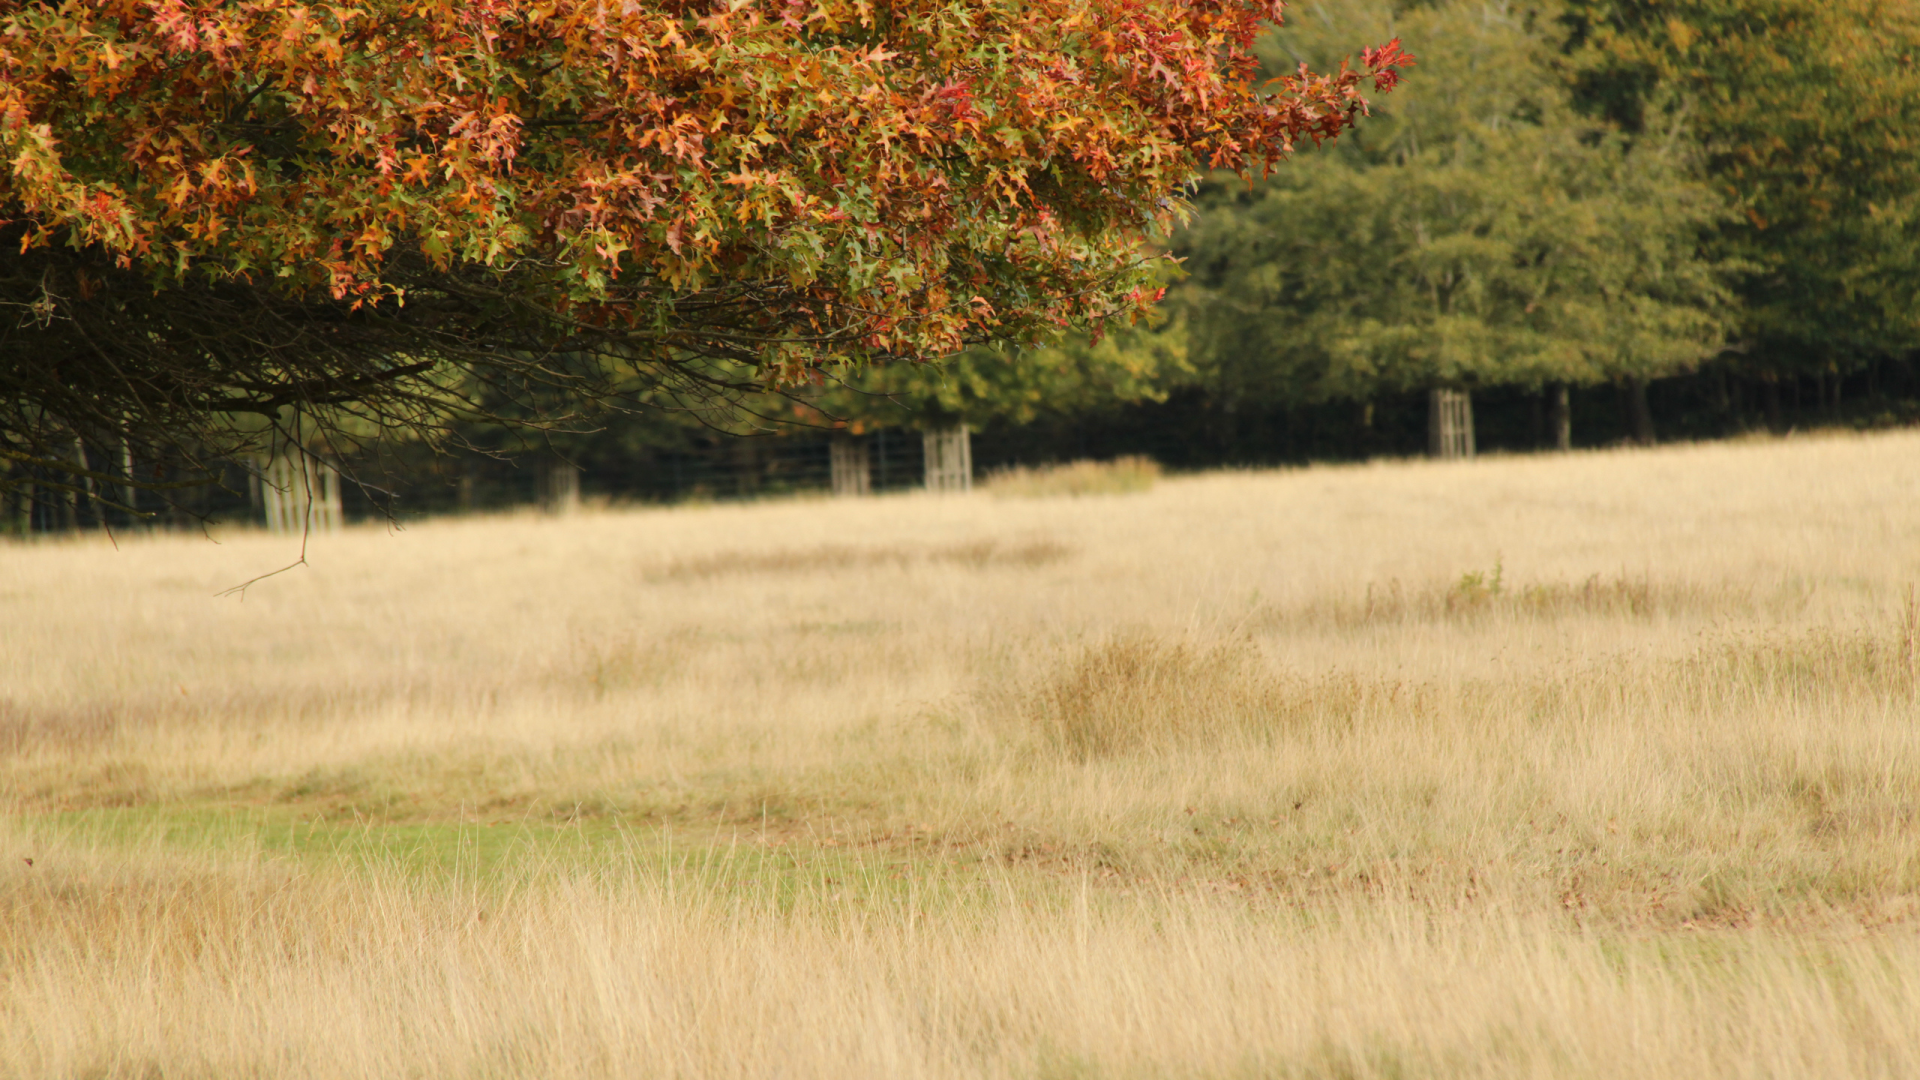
[1448,561,1504,612]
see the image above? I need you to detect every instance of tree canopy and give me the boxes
[789,316,1185,433]
[0,0,1408,501]
[1176,0,1734,416]
[1563,0,1920,375]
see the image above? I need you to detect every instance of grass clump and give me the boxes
[1018,636,1269,758]
[984,456,1161,498]
[1004,636,1399,759]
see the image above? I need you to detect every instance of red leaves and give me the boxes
[928,77,979,125]
[1,0,1407,373]
[1362,38,1414,92]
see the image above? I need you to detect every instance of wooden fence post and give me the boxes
[830,434,871,497]
[922,424,972,493]
[1428,389,1475,460]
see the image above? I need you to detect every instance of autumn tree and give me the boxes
[0,0,1408,509]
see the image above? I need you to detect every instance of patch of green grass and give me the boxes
[8,804,1033,914]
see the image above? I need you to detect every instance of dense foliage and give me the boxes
[1564,0,1920,375]
[788,318,1186,433]
[0,0,1408,501]
[1177,0,1735,419]
[1170,0,1920,450]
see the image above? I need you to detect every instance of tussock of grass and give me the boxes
[1003,625,1920,765]
[1001,636,1401,759]
[983,455,1160,498]
[1016,636,1268,757]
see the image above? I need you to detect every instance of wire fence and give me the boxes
[0,425,1180,534]
[10,361,1919,534]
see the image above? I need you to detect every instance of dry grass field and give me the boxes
[5,430,1920,1078]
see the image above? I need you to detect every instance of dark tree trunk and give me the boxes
[119,439,136,526]
[1621,378,1654,445]
[1549,384,1572,451]
[1763,377,1783,431]
[729,437,760,497]
[1214,393,1241,458]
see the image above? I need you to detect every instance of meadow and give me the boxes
[4,430,1920,1078]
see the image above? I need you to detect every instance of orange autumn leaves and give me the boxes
[1,0,1407,376]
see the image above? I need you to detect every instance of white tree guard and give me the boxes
[830,435,871,497]
[922,424,972,493]
[545,462,581,514]
[260,449,342,534]
[1429,389,1476,460]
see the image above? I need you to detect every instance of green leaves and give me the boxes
[1179,0,1734,405]
[1564,0,1920,369]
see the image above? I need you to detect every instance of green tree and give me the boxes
[1564,0,1920,384]
[802,319,1187,433]
[1178,0,1733,445]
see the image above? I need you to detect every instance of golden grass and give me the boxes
[5,430,1920,1077]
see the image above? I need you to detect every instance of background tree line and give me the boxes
[9,0,1918,527]
[1163,0,1920,455]
[479,0,1920,514]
